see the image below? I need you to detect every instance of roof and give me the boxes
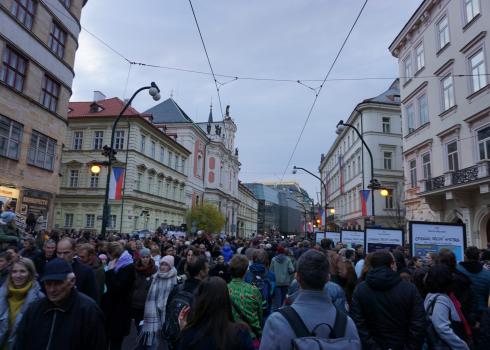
[243,183,280,204]
[144,98,195,124]
[68,97,141,117]
[361,79,400,105]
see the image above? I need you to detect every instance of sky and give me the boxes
[72,0,422,200]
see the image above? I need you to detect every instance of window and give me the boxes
[69,169,79,187]
[157,180,162,196]
[148,176,153,193]
[477,126,490,160]
[464,0,480,23]
[28,131,56,170]
[447,140,459,171]
[406,104,415,132]
[415,43,424,71]
[418,94,429,125]
[0,46,27,92]
[409,159,417,188]
[140,134,146,153]
[108,215,116,229]
[64,214,73,227]
[357,155,361,173]
[437,16,450,49]
[0,115,23,160]
[383,151,392,170]
[90,173,99,188]
[151,140,156,158]
[174,154,179,170]
[85,214,95,228]
[72,131,83,150]
[93,131,103,150]
[469,49,487,93]
[385,189,394,209]
[182,158,185,173]
[114,130,125,150]
[168,151,173,167]
[442,75,455,110]
[382,117,391,133]
[11,0,37,29]
[41,75,60,112]
[136,173,142,191]
[197,154,202,176]
[422,153,431,179]
[48,21,66,58]
[159,146,165,163]
[403,55,412,81]
[59,0,71,9]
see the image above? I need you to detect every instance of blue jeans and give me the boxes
[272,286,289,311]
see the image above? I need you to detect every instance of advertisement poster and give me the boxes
[365,228,404,253]
[315,232,325,244]
[341,230,365,248]
[325,231,341,244]
[409,221,466,262]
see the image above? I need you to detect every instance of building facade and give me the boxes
[237,182,258,238]
[389,0,490,247]
[0,0,87,228]
[146,99,241,235]
[54,96,190,234]
[319,80,405,230]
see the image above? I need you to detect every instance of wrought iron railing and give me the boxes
[452,165,479,185]
[425,175,445,191]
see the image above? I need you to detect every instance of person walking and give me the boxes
[0,258,43,349]
[102,242,135,350]
[269,246,294,311]
[351,251,426,350]
[176,276,254,350]
[138,255,178,349]
[33,240,56,278]
[260,249,360,350]
[77,243,105,304]
[14,258,106,350]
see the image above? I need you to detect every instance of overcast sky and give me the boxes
[72,0,422,200]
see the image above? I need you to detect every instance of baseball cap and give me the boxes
[41,258,73,282]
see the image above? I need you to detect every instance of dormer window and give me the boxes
[89,102,103,113]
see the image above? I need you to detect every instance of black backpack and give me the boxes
[163,284,195,346]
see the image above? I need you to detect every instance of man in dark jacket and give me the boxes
[34,239,57,277]
[57,238,98,303]
[77,243,105,304]
[14,258,106,350]
[351,251,426,350]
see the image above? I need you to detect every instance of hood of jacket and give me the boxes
[365,266,401,291]
[249,263,266,275]
[274,254,286,263]
[459,261,483,274]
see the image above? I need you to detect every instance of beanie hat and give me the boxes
[139,248,151,257]
[161,255,175,269]
[277,246,285,254]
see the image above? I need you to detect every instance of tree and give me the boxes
[186,203,225,234]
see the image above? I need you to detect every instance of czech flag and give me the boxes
[109,167,125,200]
[360,189,370,217]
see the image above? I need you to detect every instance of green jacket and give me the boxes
[228,278,263,338]
[270,254,294,286]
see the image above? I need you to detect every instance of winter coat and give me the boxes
[0,281,44,349]
[351,266,426,350]
[131,262,156,310]
[424,293,469,350]
[13,289,106,350]
[287,279,348,313]
[209,263,231,283]
[90,258,105,304]
[71,258,98,303]
[457,261,490,313]
[102,263,135,339]
[33,253,55,278]
[270,254,294,287]
[221,244,234,263]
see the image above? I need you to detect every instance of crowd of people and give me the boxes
[0,228,488,350]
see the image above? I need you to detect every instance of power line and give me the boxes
[280,0,369,183]
[188,0,224,119]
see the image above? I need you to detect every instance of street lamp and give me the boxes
[100,82,161,239]
[292,165,329,229]
[336,119,381,225]
[90,164,101,175]
[380,189,389,197]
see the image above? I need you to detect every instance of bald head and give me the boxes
[57,238,76,263]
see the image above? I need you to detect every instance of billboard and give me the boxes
[315,232,325,244]
[409,221,466,262]
[325,231,341,244]
[341,230,365,248]
[365,228,404,253]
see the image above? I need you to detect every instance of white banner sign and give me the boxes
[365,228,403,253]
[315,232,325,244]
[341,230,365,247]
[325,231,341,244]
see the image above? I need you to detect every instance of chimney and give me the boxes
[93,91,106,102]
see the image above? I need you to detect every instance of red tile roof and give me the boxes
[68,97,141,118]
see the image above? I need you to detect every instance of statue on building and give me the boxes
[225,105,230,118]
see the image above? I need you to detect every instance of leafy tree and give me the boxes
[186,202,225,234]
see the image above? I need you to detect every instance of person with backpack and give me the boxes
[270,245,294,311]
[245,249,275,318]
[260,249,360,350]
[164,255,208,349]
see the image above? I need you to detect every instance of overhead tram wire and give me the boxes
[188,0,224,119]
[280,0,369,183]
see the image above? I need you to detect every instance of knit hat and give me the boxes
[160,255,174,269]
[139,248,151,257]
[98,254,108,261]
[277,246,285,254]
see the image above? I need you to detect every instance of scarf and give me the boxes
[135,259,157,277]
[115,250,133,273]
[8,281,32,329]
[449,292,472,339]
[138,267,177,346]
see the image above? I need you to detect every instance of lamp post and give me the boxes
[336,120,381,225]
[100,82,161,239]
[292,166,328,229]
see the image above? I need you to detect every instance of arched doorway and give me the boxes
[477,209,490,249]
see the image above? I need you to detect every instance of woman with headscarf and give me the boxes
[138,255,178,349]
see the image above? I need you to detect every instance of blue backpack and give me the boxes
[250,271,272,316]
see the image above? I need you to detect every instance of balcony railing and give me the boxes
[422,161,490,192]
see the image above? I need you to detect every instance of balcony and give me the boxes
[421,161,490,194]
